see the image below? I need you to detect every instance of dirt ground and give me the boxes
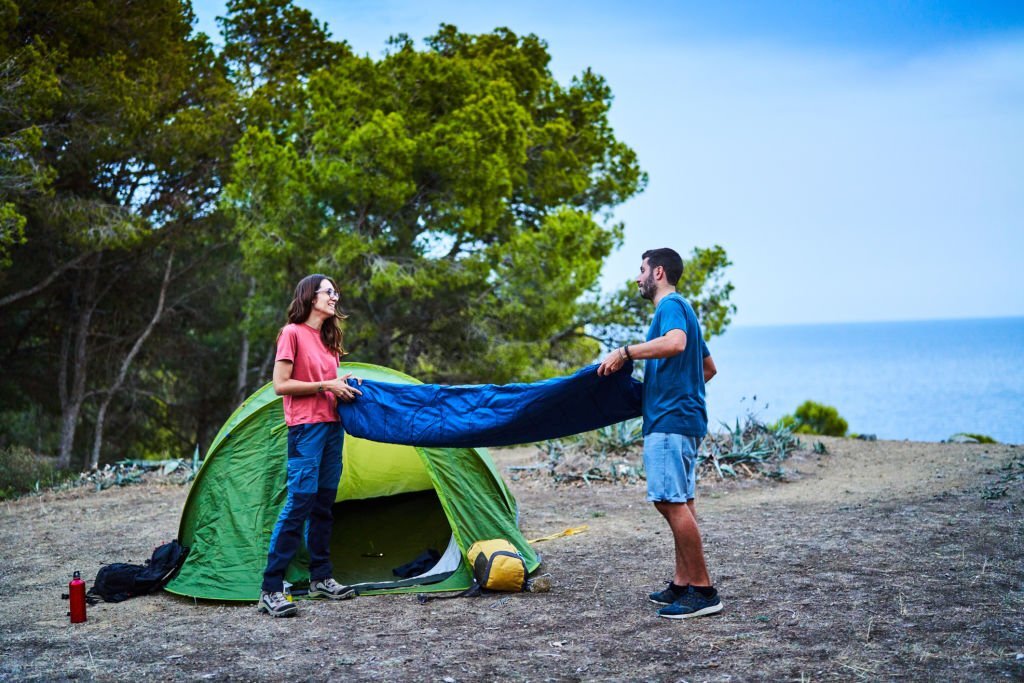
[1,437,1021,682]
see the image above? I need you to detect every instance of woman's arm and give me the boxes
[272,361,363,402]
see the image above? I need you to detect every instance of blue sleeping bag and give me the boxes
[337,363,643,447]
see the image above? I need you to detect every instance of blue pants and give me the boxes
[261,421,343,593]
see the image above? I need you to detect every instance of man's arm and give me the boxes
[597,329,686,376]
[703,354,717,383]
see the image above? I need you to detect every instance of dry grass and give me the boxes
[0,438,1021,682]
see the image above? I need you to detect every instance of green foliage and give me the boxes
[555,418,643,457]
[583,244,735,349]
[224,23,653,382]
[0,0,239,468]
[0,457,201,498]
[537,412,800,483]
[676,245,737,338]
[539,437,645,484]
[774,400,849,437]
[0,446,66,499]
[702,415,802,478]
[948,432,998,444]
[0,1,735,473]
[535,418,645,483]
[0,0,221,247]
[981,454,1021,500]
[0,407,61,454]
[218,0,350,111]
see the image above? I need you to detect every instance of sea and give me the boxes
[701,316,1024,444]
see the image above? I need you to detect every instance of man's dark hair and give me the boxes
[642,248,684,286]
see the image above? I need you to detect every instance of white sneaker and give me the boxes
[308,577,355,600]
[258,591,298,617]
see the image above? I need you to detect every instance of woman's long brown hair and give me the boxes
[284,274,347,358]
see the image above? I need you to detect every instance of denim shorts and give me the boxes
[643,432,701,503]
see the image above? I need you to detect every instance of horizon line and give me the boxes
[726,314,1024,330]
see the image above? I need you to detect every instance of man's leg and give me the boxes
[647,434,722,619]
[644,433,722,617]
[654,499,711,588]
[644,433,710,584]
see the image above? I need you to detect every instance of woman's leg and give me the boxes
[307,422,343,582]
[261,424,320,593]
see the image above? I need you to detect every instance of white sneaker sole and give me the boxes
[658,602,724,620]
[257,603,298,618]
[308,587,356,600]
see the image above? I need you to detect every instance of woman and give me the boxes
[258,274,362,618]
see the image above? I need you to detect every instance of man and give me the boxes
[597,248,720,619]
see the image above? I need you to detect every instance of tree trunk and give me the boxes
[235,276,256,404]
[57,263,99,469]
[257,343,275,387]
[0,252,91,308]
[402,334,422,374]
[89,250,174,469]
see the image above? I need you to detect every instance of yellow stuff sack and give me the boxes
[467,539,526,592]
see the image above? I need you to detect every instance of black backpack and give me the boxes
[88,540,189,603]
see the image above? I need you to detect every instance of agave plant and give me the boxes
[535,409,803,483]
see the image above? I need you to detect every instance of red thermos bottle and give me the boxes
[69,571,87,623]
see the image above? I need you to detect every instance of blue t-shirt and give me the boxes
[642,293,709,437]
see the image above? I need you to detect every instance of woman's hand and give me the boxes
[325,374,363,402]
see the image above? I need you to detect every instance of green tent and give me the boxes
[165,362,539,601]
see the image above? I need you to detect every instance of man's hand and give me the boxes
[326,373,363,402]
[597,347,628,377]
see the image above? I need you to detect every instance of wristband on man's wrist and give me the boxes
[317,382,324,393]
[623,345,633,361]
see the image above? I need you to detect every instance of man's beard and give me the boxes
[639,273,656,300]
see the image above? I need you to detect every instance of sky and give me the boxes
[192,1,1024,326]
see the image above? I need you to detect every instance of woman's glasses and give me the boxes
[316,287,340,300]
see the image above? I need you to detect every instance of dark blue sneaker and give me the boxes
[658,586,723,620]
[649,581,687,605]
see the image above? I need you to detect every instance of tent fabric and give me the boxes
[165,363,541,602]
[337,362,643,448]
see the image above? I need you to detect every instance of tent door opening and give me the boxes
[329,489,458,590]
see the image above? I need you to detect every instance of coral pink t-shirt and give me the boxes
[276,323,340,426]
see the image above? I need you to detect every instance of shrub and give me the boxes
[700,413,802,479]
[948,432,998,444]
[0,446,65,499]
[535,412,802,483]
[537,426,645,484]
[774,400,848,437]
[579,418,643,454]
